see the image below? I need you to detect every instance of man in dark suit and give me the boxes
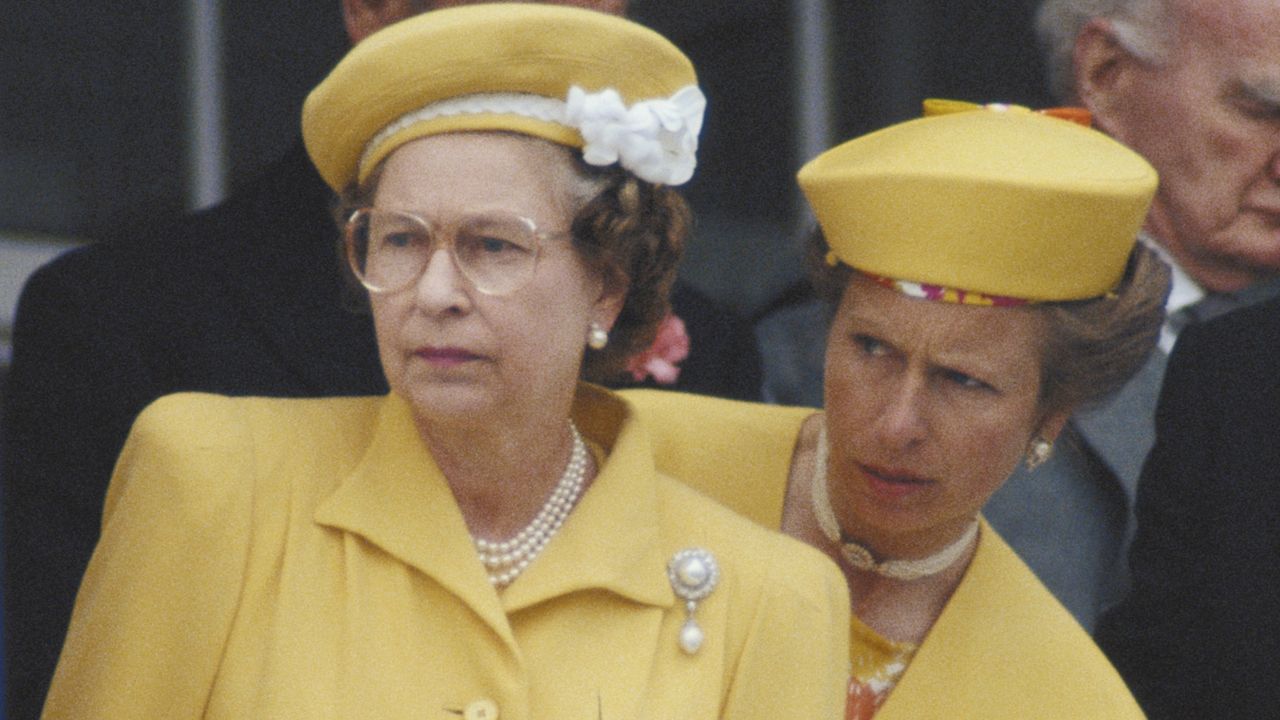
[0,1,760,716]
[978,0,1280,630]
[1093,296,1280,718]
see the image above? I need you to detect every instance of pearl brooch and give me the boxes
[667,548,719,655]
[474,423,588,588]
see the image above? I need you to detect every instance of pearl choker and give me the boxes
[474,422,589,588]
[809,424,978,581]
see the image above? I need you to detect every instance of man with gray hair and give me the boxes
[984,0,1280,711]
[1039,0,1280,302]
[985,0,1280,631]
[1034,0,1280,712]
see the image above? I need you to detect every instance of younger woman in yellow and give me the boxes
[632,103,1164,719]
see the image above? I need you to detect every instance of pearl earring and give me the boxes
[587,322,609,350]
[1025,437,1053,471]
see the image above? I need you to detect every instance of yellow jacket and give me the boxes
[45,386,850,720]
[625,389,1145,719]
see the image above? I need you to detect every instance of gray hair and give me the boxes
[1036,0,1176,101]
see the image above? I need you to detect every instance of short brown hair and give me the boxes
[1034,244,1169,413]
[569,163,689,381]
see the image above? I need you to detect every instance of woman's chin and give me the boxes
[400,383,500,426]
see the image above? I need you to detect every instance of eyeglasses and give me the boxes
[345,207,566,296]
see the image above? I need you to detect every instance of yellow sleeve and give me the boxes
[721,541,852,720]
[43,394,254,720]
[620,389,812,527]
[878,522,1145,719]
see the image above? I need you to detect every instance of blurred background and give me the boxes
[0,0,1054,391]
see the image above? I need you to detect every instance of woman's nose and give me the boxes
[874,376,929,449]
[412,247,471,314]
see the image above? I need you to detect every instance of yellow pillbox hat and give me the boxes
[302,3,703,192]
[797,106,1157,301]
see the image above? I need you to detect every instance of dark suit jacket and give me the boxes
[0,143,761,719]
[1093,296,1280,719]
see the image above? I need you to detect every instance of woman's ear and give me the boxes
[592,266,629,332]
[1037,408,1074,445]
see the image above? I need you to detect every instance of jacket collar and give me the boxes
[877,520,1131,718]
[501,385,673,613]
[313,386,673,638]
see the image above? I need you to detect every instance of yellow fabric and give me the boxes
[877,520,1144,719]
[302,3,697,191]
[920,98,1093,128]
[44,386,850,719]
[624,389,1146,719]
[848,615,915,691]
[796,109,1156,301]
[845,616,916,719]
[622,389,811,528]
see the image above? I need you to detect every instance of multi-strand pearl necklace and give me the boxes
[473,423,589,588]
[810,425,978,581]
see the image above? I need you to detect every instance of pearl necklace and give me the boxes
[809,424,978,581]
[473,423,589,588]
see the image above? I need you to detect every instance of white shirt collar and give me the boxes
[1139,233,1205,353]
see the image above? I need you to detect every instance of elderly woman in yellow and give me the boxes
[632,103,1167,719]
[41,6,850,719]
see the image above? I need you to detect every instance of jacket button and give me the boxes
[464,698,499,720]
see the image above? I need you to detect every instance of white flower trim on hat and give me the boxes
[565,85,705,186]
[359,84,706,186]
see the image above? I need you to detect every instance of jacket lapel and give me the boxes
[878,521,1133,719]
[502,386,673,613]
[313,394,512,643]
[1075,275,1280,502]
[313,387,673,647]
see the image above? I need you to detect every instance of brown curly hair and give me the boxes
[335,134,689,384]
[568,163,690,380]
[805,227,1170,414]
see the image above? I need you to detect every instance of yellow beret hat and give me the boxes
[302,3,703,192]
[797,105,1158,301]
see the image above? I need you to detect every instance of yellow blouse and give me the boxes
[846,615,917,718]
[849,615,916,689]
[624,389,1146,720]
[44,386,851,719]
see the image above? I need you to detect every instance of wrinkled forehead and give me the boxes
[371,132,584,225]
[836,274,1050,377]
[1175,0,1280,57]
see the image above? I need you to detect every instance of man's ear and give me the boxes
[1072,18,1141,126]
